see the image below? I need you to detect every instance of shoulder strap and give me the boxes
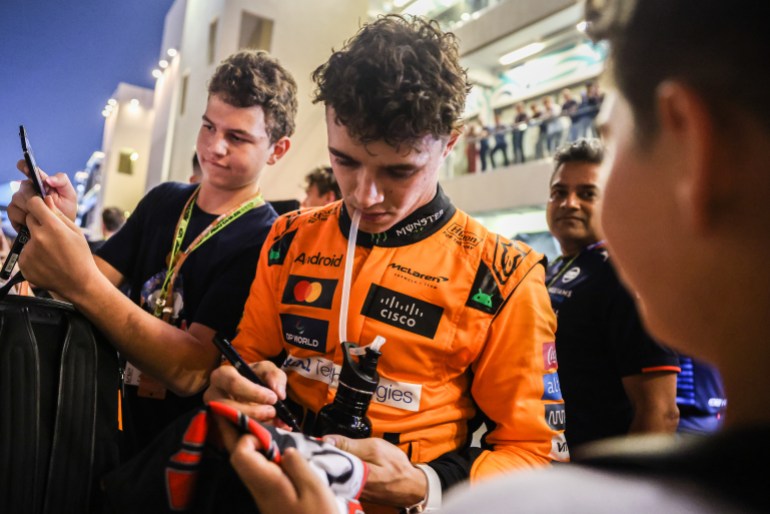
[0,271,26,301]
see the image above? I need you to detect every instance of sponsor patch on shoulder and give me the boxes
[550,432,570,462]
[542,373,562,401]
[442,222,482,249]
[543,342,558,371]
[492,236,528,286]
[268,229,297,266]
[545,403,567,431]
[466,260,503,314]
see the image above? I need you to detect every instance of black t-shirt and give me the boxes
[546,242,679,451]
[97,182,277,455]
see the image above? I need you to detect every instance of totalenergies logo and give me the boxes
[293,280,324,304]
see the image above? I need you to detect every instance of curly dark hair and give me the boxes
[312,14,470,147]
[208,50,298,143]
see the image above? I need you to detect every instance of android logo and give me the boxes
[269,248,281,262]
[471,289,493,308]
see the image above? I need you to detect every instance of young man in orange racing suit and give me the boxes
[205,15,567,513]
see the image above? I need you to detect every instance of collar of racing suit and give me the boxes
[338,185,456,248]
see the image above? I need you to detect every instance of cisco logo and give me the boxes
[378,295,424,328]
[361,284,443,338]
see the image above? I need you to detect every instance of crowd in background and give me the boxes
[464,81,604,173]
[3,1,763,512]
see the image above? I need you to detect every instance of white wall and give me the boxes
[100,83,154,214]
[454,0,577,56]
[440,158,552,214]
[155,0,368,202]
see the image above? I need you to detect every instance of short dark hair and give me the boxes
[208,50,298,143]
[312,14,470,147]
[305,166,341,200]
[102,207,126,232]
[551,138,604,184]
[586,0,770,143]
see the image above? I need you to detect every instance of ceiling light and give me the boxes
[102,110,110,117]
[499,42,546,66]
[152,69,162,79]
[107,98,117,106]
[130,152,139,162]
[129,99,139,107]
[167,48,177,57]
[576,20,587,32]
[159,59,169,69]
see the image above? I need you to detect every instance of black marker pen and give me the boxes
[212,334,302,433]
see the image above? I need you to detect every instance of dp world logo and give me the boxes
[279,313,328,353]
[282,275,337,309]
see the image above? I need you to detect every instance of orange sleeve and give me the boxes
[233,223,286,365]
[470,261,568,480]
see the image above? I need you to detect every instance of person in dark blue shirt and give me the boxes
[545,138,680,452]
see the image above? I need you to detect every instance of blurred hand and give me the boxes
[7,160,78,231]
[224,431,338,514]
[324,435,427,507]
[204,360,292,428]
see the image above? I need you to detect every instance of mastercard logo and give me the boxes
[293,280,323,303]
[282,275,336,309]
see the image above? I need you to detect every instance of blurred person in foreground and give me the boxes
[225,1,769,512]
[209,14,567,513]
[300,165,341,207]
[546,138,680,454]
[8,49,296,456]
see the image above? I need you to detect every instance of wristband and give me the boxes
[404,464,442,513]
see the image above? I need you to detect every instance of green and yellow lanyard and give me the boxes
[152,185,265,321]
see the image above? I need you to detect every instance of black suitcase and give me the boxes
[0,293,121,513]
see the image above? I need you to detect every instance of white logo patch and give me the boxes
[550,431,570,462]
[561,266,581,283]
[282,355,422,412]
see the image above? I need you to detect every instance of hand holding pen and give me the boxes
[210,334,302,432]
